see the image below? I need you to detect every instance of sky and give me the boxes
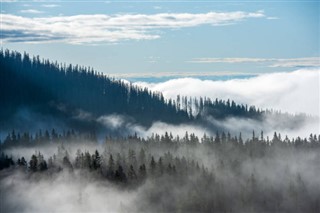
[1,0,319,79]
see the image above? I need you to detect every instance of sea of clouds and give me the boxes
[127,69,319,139]
[134,69,319,117]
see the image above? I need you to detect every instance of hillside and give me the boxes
[0,50,192,131]
[0,49,307,135]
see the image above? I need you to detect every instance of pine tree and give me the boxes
[29,154,38,172]
[128,165,137,180]
[115,165,127,182]
[150,156,156,176]
[139,164,147,179]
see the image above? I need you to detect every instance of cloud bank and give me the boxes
[102,69,320,140]
[1,11,264,44]
[134,69,320,117]
[96,113,318,141]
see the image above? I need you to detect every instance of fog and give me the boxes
[1,138,320,213]
[97,115,211,139]
[96,112,318,141]
[134,69,320,117]
[0,170,136,213]
[129,69,320,140]
[205,114,319,139]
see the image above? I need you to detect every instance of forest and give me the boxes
[1,130,320,212]
[1,49,319,212]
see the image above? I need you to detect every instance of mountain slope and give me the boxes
[0,49,190,131]
[1,49,309,136]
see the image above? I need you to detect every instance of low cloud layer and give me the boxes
[206,115,319,139]
[96,113,318,140]
[2,11,264,44]
[97,114,209,138]
[100,69,320,139]
[134,69,320,117]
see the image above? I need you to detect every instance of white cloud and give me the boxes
[134,69,320,117]
[0,170,137,213]
[267,16,279,20]
[206,115,319,139]
[97,114,126,130]
[190,57,268,63]
[42,4,60,8]
[20,9,44,14]
[189,57,320,68]
[2,11,265,44]
[269,58,320,68]
[101,69,319,140]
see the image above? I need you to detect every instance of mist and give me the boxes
[1,136,320,213]
[95,111,318,141]
[134,69,320,117]
[129,69,320,139]
[0,170,136,213]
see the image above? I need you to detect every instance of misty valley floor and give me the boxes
[1,133,320,213]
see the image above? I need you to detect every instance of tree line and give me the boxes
[1,127,319,150]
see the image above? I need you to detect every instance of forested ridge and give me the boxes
[1,49,305,133]
[0,49,187,127]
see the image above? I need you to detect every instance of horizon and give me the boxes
[1,0,319,77]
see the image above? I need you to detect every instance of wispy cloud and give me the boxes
[267,16,279,20]
[41,4,60,8]
[112,71,257,79]
[153,6,162,10]
[189,57,320,68]
[190,58,268,63]
[20,9,44,14]
[1,11,265,44]
[269,58,320,68]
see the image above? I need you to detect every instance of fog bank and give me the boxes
[134,69,320,117]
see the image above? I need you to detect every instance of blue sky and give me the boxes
[1,0,319,79]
